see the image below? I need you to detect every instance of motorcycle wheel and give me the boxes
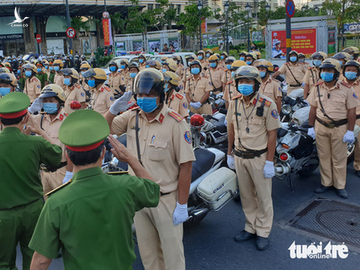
[297,163,319,176]
[347,142,356,164]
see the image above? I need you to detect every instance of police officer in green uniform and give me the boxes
[18,64,26,90]
[35,61,48,89]
[29,110,160,270]
[48,61,55,84]
[0,92,62,270]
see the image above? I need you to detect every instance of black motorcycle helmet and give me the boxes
[133,68,165,103]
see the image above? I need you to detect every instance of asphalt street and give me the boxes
[16,163,360,270]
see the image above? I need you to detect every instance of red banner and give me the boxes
[201,18,207,34]
[271,28,317,58]
[102,19,111,46]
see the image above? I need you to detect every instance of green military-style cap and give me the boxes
[59,110,110,152]
[0,92,30,119]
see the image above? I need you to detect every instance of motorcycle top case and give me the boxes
[197,167,237,211]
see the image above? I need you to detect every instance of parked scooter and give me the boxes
[280,88,309,122]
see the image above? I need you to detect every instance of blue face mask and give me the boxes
[338,60,343,67]
[0,87,11,96]
[54,66,60,71]
[43,103,58,114]
[246,61,252,65]
[237,84,254,96]
[49,66,54,71]
[63,78,71,86]
[206,54,210,58]
[120,65,126,69]
[210,63,217,68]
[221,55,225,60]
[137,97,158,113]
[139,59,144,63]
[290,56,297,62]
[17,70,21,74]
[345,71,357,80]
[164,84,170,93]
[240,57,245,61]
[198,55,203,60]
[25,70,32,77]
[109,66,117,72]
[87,79,96,87]
[231,71,235,77]
[37,68,42,73]
[162,68,167,73]
[130,72,137,78]
[44,65,48,69]
[320,72,334,82]
[313,60,322,67]
[62,60,65,63]
[146,65,150,68]
[226,64,232,70]
[259,71,266,78]
[191,67,200,75]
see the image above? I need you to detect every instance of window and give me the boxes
[170,4,174,9]
[177,4,181,14]
[148,4,153,10]
[155,4,161,9]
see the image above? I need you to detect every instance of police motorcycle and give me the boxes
[280,88,309,122]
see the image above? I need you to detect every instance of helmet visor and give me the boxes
[82,69,96,78]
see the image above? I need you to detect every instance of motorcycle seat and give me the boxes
[213,118,227,133]
[301,120,312,129]
[191,148,216,182]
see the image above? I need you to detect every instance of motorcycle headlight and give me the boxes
[282,105,292,115]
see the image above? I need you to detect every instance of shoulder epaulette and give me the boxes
[75,84,81,89]
[232,94,242,100]
[308,66,315,70]
[314,81,323,86]
[64,112,69,116]
[104,86,111,92]
[168,110,183,122]
[258,97,272,107]
[340,81,351,88]
[202,75,209,79]
[46,180,71,196]
[130,106,140,111]
[175,93,183,99]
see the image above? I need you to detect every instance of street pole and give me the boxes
[286,2,291,62]
[65,0,73,55]
[199,11,202,50]
[225,11,229,54]
[104,0,107,12]
[247,17,250,52]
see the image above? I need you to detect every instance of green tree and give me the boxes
[258,1,270,26]
[111,12,126,34]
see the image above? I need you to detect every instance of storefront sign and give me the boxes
[0,34,24,40]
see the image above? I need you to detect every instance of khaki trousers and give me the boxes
[353,119,360,171]
[134,191,185,270]
[234,153,273,238]
[315,122,348,189]
[189,103,212,115]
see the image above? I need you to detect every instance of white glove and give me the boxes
[263,160,275,179]
[307,127,316,140]
[173,202,188,226]
[343,130,355,144]
[224,118,227,127]
[227,155,235,170]
[190,102,202,109]
[62,171,73,184]
[301,82,305,88]
[109,91,132,115]
[28,98,43,114]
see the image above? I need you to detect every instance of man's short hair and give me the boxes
[66,143,104,166]
[0,114,26,126]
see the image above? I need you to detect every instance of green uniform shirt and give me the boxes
[36,72,48,89]
[19,74,26,90]
[0,127,62,209]
[29,167,160,269]
[49,71,55,84]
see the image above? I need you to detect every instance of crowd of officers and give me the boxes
[1,45,360,269]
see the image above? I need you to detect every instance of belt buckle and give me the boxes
[328,123,335,128]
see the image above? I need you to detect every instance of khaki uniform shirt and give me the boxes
[278,62,307,91]
[221,70,236,103]
[218,60,226,70]
[108,72,123,94]
[303,66,320,95]
[185,74,212,102]
[64,84,86,115]
[166,92,188,118]
[79,73,90,92]
[208,67,225,91]
[120,69,130,87]
[176,64,185,79]
[307,80,360,122]
[25,76,41,103]
[54,72,65,89]
[139,63,146,71]
[342,77,360,115]
[200,60,209,71]
[259,77,282,103]
[90,84,114,115]
[227,93,281,151]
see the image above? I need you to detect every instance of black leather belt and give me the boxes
[356,115,360,119]
[160,192,171,197]
[290,83,302,87]
[316,117,347,129]
[0,197,42,211]
[234,148,267,159]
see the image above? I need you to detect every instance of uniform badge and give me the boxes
[110,96,114,101]
[183,102,187,109]
[180,85,183,89]
[159,113,164,123]
[184,131,192,144]
[37,85,40,88]
[271,109,278,119]
[59,114,64,120]
[81,92,85,97]
[353,93,358,99]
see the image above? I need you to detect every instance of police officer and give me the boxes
[104,69,195,270]
[0,73,17,97]
[239,51,247,61]
[272,50,307,94]
[35,61,48,89]
[83,68,114,115]
[341,60,360,177]
[245,52,257,66]
[138,55,147,70]
[183,55,196,89]
[222,60,246,109]
[48,61,56,84]
[53,59,65,89]
[298,52,310,68]
[62,68,86,114]
[172,55,185,79]
[205,49,213,59]
[208,55,225,94]
[226,66,280,251]
[343,47,359,61]
[0,92,62,270]
[197,50,209,71]
[27,84,74,195]
[219,52,228,69]
[162,59,185,95]
[185,60,213,115]
[23,63,41,103]
[108,61,123,96]
[254,59,282,113]
[29,109,160,269]
[126,62,140,94]
[303,51,327,98]
[79,62,91,101]
[307,58,360,199]
[146,59,162,70]
[164,71,188,117]
[119,59,130,92]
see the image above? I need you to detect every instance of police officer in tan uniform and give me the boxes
[303,51,327,98]
[172,55,185,79]
[23,63,41,103]
[138,55,147,71]
[164,71,188,118]
[272,50,307,94]
[53,59,65,89]
[183,55,196,89]
[219,52,228,70]
[0,73,17,98]
[197,50,209,71]
[245,52,257,66]
[126,62,140,93]
[27,85,73,195]
[62,68,86,114]
[239,51,247,62]
[185,60,213,115]
[108,61,123,96]
[208,55,225,95]
[226,66,280,251]
[119,59,130,92]
[343,46,360,61]
[254,60,282,113]
[340,60,360,177]
[222,60,246,109]
[162,59,185,95]
[298,52,310,68]
[83,68,114,115]
[307,59,360,199]
[104,68,195,270]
